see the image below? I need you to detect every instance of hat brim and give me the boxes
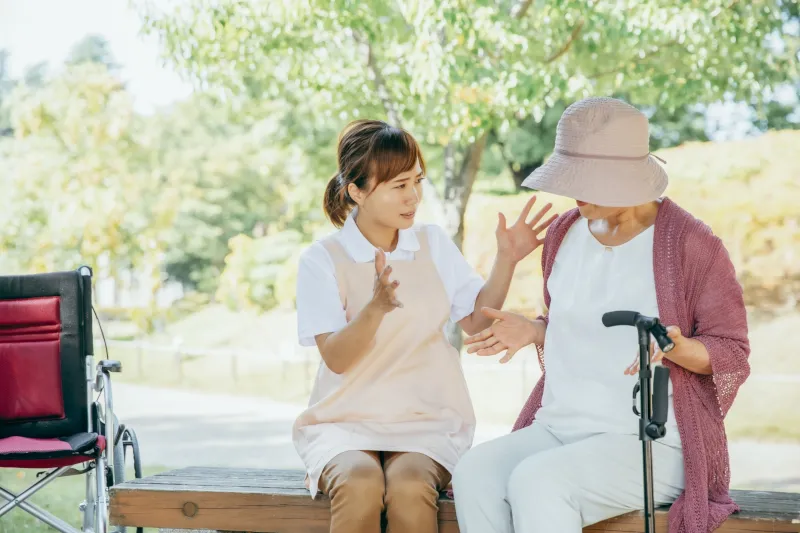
[520,152,668,207]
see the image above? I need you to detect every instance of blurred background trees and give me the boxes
[0,1,798,335]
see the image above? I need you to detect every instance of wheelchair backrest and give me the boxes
[0,269,93,439]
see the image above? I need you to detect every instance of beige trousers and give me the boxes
[319,450,451,533]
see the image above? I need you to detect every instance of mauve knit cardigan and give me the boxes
[513,197,751,533]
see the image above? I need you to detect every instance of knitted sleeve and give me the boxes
[691,240,751,419]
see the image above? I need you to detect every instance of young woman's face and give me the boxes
[350,161,425,229]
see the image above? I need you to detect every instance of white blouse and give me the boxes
[535,218,682,449]
[296,211,486,346]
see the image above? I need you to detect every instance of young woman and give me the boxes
[293,119,556,533]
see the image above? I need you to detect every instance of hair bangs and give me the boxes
[368,127,427,186]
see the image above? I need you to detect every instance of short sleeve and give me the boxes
[296,243,348,347]
[424,225,485,324]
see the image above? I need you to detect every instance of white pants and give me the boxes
[451,422,685,533]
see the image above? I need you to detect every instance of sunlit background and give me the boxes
[1,0,799,529]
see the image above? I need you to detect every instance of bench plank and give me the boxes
[109,467,800,533]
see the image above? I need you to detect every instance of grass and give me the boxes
[0,466,167,533]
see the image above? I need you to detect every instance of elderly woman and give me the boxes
[452,97,750,533]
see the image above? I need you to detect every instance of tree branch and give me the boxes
[354,30,446,214]
[354,32,402,127]
[589,40,681,80]
[545,20,585,63]
[511,0,533,18]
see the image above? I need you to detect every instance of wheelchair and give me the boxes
[0,266,143,533]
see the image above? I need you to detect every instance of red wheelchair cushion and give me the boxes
[0,296,65,422]
[0,434,105,469]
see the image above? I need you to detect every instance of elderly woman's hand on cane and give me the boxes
[624,326,713,375]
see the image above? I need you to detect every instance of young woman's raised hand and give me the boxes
[370,248,403,314]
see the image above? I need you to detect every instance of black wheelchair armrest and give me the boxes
[98,360,122,373]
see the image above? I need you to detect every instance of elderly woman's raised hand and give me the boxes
[495,195,557,264]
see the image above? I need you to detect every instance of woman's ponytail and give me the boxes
[323,172,353,228]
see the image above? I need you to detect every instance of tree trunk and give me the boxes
[358,32,491,351]
[441,134,489,351]
[443,135,488,248]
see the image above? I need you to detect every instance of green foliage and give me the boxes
[0,63,178,280]
[0,49,13,135]
[67,34,118,69]
[143,0,797,268]
[663,131,800,306]
[152,95,321,294]
[0,56,323,319]
[145,0,794,146]
[215,230,304,313]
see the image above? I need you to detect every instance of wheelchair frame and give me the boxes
[0,266,142,533]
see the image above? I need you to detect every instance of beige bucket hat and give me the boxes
[521,97,668,207]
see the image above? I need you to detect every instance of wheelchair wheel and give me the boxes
[123,427,143,480]
[113,434,126,484]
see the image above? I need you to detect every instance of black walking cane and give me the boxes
[602,311,674,533]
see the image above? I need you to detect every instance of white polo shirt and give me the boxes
[296,211,486,346]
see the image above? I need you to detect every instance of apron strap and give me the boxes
[321,237,353,309]
[415,228,432,262]
[321,237,353,266]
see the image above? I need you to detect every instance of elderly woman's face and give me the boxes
[575,200,626,220]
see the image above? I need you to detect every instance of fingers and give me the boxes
[375,248,386,275]
[496,212,507,232]
[464,328,493,345]
[666,326,681,339]
[515,194,538,226]
[625,341,665,375]
[373,251,404,310]
[499,346,518,364]
[379,265,394,286]
[478,342,508,357]
[480,307,508,321]
[650,339,660,362]
[527,202,553,228]
[466,336,502,354]
[386,278,402,308]
[532,213,558,235]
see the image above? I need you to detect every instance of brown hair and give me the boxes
[323,119,427,228]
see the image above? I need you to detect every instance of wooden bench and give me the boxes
[109,467,800,533]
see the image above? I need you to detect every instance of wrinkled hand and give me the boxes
[624,326,685,375]
[496,195,557,264]
[370,248,402,314]
[464,307,538,364]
